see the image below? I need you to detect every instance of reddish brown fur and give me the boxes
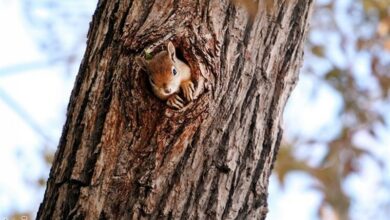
[146,51,174,88]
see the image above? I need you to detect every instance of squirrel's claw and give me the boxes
[182,81,195,101]
[167,95,184,109]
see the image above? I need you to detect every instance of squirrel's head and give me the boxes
[136,41,181,97]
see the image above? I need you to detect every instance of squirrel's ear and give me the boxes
[167,41,176,62]
[136,57,148,71]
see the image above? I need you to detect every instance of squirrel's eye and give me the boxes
[172,67,177,75]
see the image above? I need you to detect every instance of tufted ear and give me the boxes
[136,56,148,71]
[167,41,176,62]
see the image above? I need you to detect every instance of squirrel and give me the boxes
[136,41,203,109]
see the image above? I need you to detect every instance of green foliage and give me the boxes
[144,49,153,60]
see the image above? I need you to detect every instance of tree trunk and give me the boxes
[37,0,313,219]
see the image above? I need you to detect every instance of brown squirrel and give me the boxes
[136,41,203,109]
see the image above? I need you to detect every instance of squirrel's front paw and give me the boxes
[181,81,195,102]
[167,95,184,109]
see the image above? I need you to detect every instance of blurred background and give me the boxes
[0,0,389,219]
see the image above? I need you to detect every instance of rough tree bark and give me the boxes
[37,0,313,219]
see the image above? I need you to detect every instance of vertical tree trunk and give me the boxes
[37,0,313,219]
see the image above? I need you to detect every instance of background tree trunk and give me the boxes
[37,0,313,219]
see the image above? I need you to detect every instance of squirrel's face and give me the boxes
[148,54,181,96]
[136,41,183,98]
[136,48,181,98]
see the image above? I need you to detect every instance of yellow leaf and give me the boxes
[384,39,390,51]
[312,46,325,57]
[377,19,390,37]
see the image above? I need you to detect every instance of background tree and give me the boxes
[36,0,313,219]
[275,0,390,219]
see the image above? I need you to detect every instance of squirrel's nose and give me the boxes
[164,88,171,94]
